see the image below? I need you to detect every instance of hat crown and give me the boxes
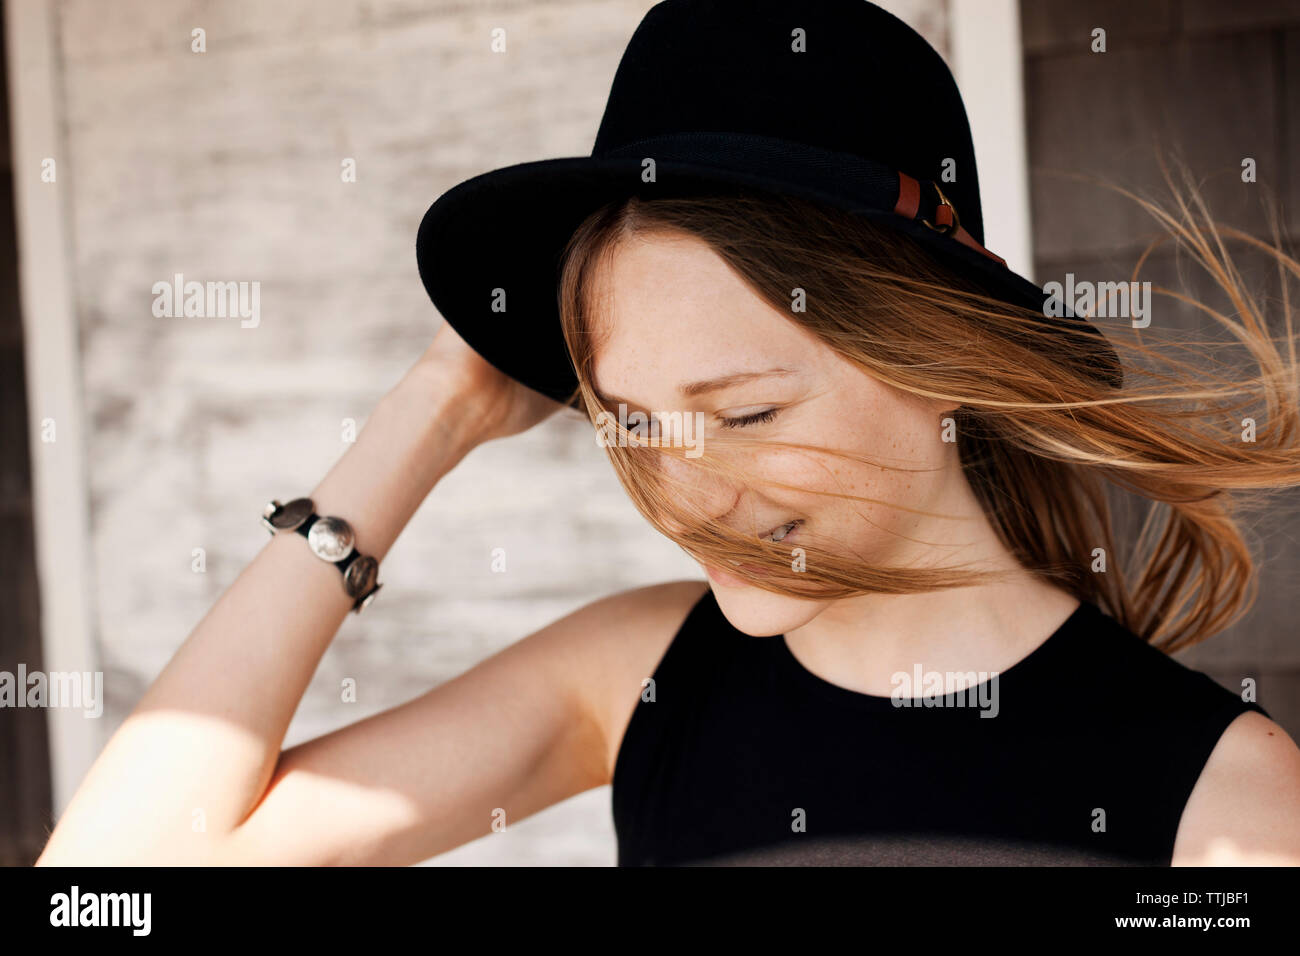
[591,0,984,244]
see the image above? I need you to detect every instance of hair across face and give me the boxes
[556,187,1300,651]
[581,228,983,635]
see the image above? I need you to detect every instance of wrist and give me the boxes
[384,358,493,464]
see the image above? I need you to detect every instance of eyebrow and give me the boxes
[593,366,799,409]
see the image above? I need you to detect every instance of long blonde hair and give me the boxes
[555,172,1300,652]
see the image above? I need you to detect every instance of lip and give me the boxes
[702,521,802,587]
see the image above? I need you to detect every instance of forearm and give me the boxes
[37,360,484,864]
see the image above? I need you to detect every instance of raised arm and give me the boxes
[35,323,567,865]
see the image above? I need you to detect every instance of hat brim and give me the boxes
[416,149,1122,407]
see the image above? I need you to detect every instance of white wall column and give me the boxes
[5,0,100,817]
[949,0,1035,278]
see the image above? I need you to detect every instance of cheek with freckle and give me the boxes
[768,397,946,562]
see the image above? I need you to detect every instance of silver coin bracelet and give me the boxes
[260,497,382,613]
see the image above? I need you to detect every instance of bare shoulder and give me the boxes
[547,578,710,786]
[1172,710,1300,865]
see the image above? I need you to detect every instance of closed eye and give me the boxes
[718,407,780,429]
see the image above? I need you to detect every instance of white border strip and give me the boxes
[949,0,1035,279]
[5,0,99,818]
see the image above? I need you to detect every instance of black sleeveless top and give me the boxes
[612,589,1268,866]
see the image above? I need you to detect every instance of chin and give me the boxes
[705,574,831,637]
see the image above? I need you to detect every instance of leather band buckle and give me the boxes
[919,182,959,236]
[892,171,1006,267]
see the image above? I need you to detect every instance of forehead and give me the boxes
[589,231,820,400]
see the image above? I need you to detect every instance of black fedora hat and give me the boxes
[416,0,1122,406]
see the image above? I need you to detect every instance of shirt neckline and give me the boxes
[770,599,1093,712]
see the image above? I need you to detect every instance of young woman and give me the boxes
[36,0,1300,866]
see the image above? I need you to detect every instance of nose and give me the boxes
[655,450,743,535]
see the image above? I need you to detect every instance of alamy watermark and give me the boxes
[594,403,706,458]
[891,666,999,717]
[152,273,260,328]
[1,665,103,718]
[1043,273,1152,328]
[50,886,150,936]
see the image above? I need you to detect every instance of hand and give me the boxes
[412,320,570,444]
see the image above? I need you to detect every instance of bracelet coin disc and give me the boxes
[344,555,380,600]
[265,497,314,532]
[356,584,383,612]
[307,515,355,562]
